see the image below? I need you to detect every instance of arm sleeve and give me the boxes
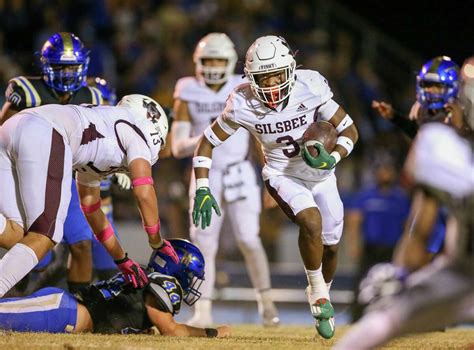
[115,121,153,165]
[391,111,418,139]
[170,121,201,158]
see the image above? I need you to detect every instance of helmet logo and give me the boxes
[143,99,161,121]
[182,253,198,267]
[60,54,77,61]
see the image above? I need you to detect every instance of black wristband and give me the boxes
[205,328,218,338]
[114,253,129,265]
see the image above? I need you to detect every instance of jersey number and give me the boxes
[276,136,300,158]
[163,280,177,292]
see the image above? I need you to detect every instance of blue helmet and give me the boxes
[93,77,117,105]
[148,239,205,306]
[416,56,460,109]
[40,32,90,92]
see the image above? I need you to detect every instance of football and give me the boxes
[302,121,337,157]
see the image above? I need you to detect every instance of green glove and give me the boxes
[302,142,337,170]
[192,187,221,230]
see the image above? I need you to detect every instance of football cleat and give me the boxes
[311,299,335,339]
[306,287,335,339]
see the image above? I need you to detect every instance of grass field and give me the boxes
[1,325,473,350]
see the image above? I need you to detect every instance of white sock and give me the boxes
[0,214,6,234]
[305,267,330,300]
[326,280,333,292]
[256,288,274,312]
[0,243,39,297]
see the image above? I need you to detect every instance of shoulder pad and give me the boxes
[146,273,183,315]
[7,76,42,108]
[173,77,199,101]
[86,86,105,105]
[298,69,333,103]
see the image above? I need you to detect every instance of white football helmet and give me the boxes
[117,94,169,149]
[193,33,238,85]
[244,35,296,105]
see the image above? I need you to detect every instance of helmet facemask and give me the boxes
[42,63,89,92]
[416,79,455,110]
[247,62,296,106]
[196,58,231,85]
[244,35,297,107]
[416,56,460,110]
[40,32,90,92]
[193,33,237,85]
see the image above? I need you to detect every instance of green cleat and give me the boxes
[310,298,335,339]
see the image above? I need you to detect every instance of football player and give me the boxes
[0,94,178,298]
[88,76,131,280]
[372,56,465,138]
[335,119,474,350]
[374,57,466,271]
[191,35,359,339]
[171,33,278,327]
[0,32,128,294]
[0,239,230,337]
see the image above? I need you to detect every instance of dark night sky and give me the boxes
[338,0,474,64]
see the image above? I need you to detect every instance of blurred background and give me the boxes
[0,0,470,325]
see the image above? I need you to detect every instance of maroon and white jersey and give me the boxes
[218,69,338,181]
[14,104,162,181]
[174,74,249,169]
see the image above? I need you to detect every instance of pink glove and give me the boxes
[114,254,149,288]
[156,239,179,264]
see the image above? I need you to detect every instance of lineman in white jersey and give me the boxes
[171,33,278,327]
[0,95,179,297]
[191,35,359,339]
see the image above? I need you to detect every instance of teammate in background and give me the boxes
[335,123,474,349]
[0,32,114,295]
[191,35,358,339]
[171,33,278,327]
[0,239,230,338]
[0,94,178,298]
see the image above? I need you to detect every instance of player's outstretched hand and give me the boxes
[115,254,149,288]
[372,100,394,120]
[302,142,336,170]
[216,325,232,337]
[192,187,221,229]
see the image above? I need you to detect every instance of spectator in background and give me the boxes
[344,153,410,321]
